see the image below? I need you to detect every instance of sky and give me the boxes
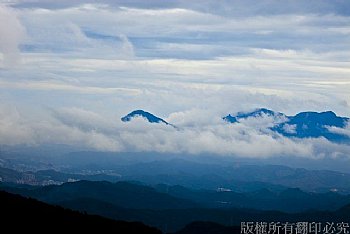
[0,0,350,158]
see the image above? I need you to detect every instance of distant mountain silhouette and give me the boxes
[0,166,120,185]
[154,184,350,212]
[0,190,161,233]
[2,179,350,213]
[108,159,350,194]
[1,180,197,210]
[121,110,169,125]
[4,156,350,194]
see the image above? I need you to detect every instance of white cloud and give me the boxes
[282,124,297,134]
[0,104,123,151]
[50,107,116,132]
[0,104,35,145]
[115,34,135,59]
[327,122,350,137]
[0,80,142,95]
[0,5,25,67]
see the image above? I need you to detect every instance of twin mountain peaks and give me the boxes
[121,108,349,142]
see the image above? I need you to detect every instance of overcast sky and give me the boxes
[0,0,349,158]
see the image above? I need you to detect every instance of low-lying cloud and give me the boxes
[1,105,349,160]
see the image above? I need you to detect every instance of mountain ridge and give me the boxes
[222,108,349,141]
[121,108,349,142]
[121,110,169,125]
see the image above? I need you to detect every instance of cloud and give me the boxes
[327,122,350,137]
[118,34,135,59]
[50,107,116,132]
[7,0,350,17]
[12,6,136,60]
[282,124,297,134]
[0,5,25,67]
[1,104,349,160]
[15,4,350,57]
[0,104,35,145]
[0,1,349,161]
[0,104,123,151]
[0,80,142,95]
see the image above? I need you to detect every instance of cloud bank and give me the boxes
[1,105,349,160]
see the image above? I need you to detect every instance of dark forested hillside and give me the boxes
[0,190,161,233]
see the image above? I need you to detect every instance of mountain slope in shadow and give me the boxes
[0,190,161,233]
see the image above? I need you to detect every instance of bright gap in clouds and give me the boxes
[0,1,349,158]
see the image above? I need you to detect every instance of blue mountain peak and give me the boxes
[223,109,349,142]
[275,111,349,140]
[291,111,345,127]
[223,108,284,123]
[121,110,169,125]
[222,114,238,123]
[236,108,284,118]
